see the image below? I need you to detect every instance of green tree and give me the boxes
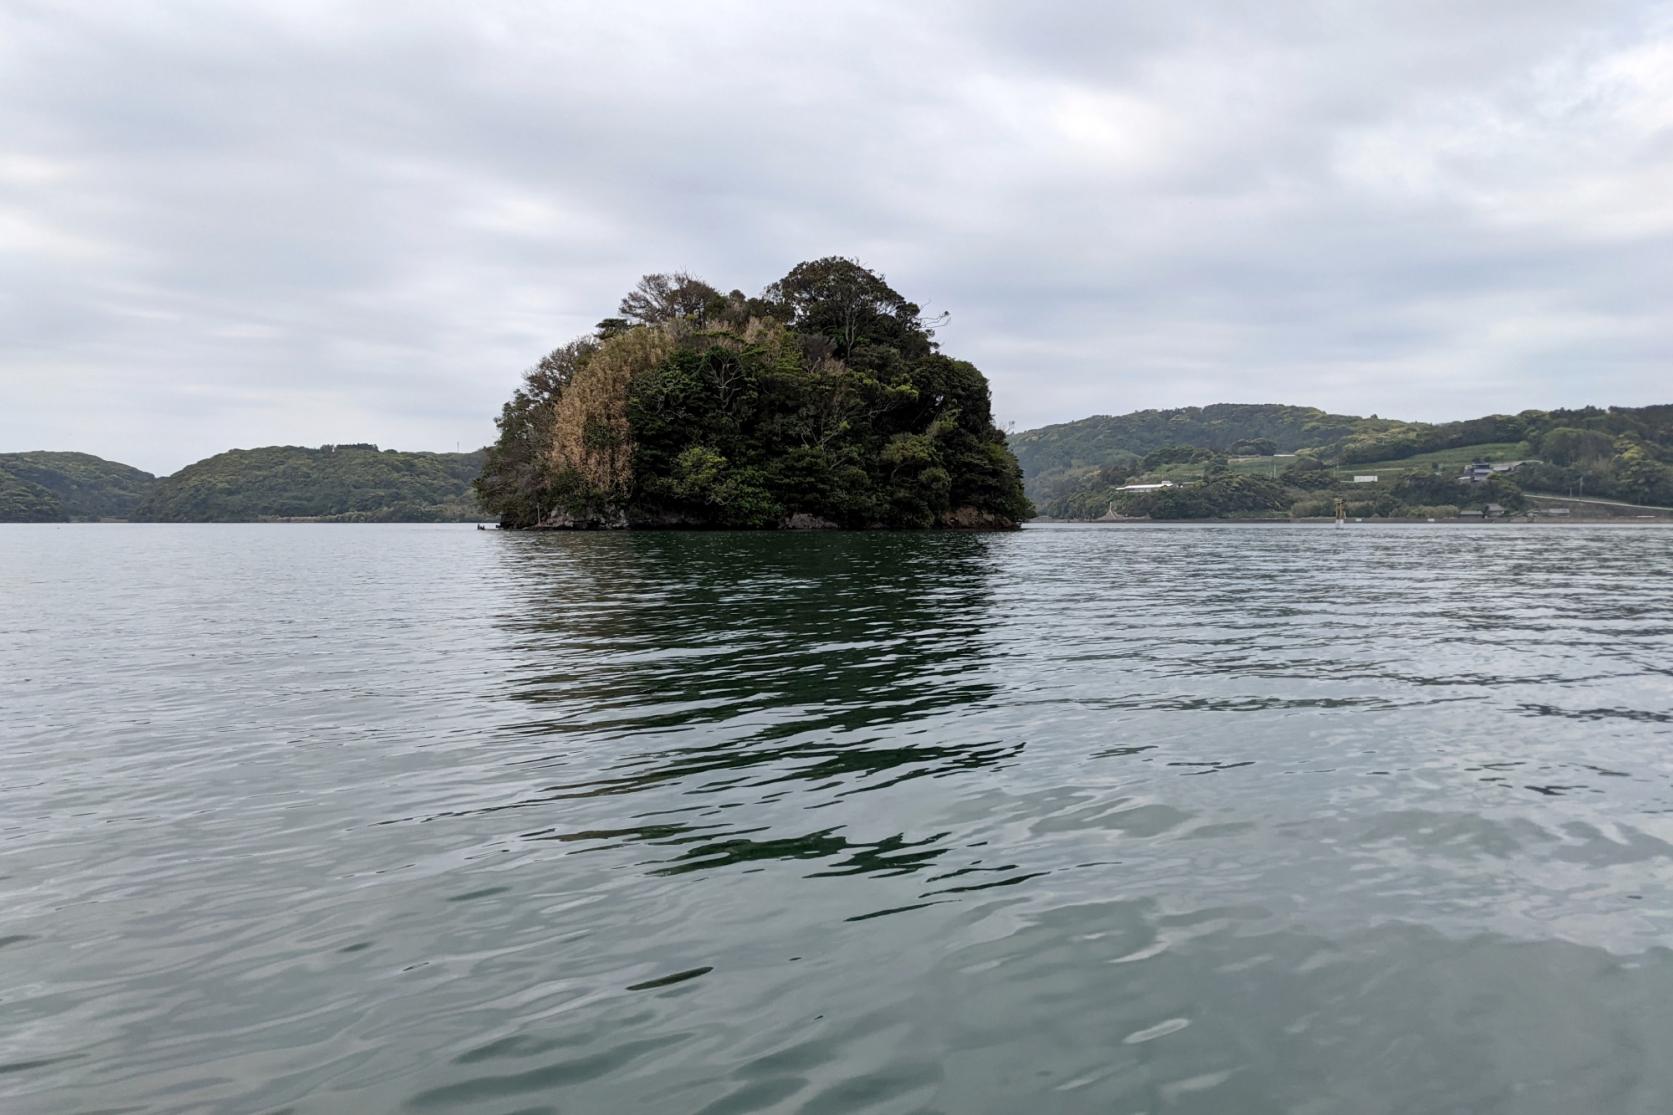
[475,339,594,526]
[1538,427,1615,467]
[618,273,726,326]
[763,257,936,362]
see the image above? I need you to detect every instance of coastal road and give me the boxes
[1527,493,1673,513]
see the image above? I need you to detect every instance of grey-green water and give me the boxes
[3,523,1673,1114]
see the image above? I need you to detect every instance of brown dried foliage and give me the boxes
[549,326,676,504]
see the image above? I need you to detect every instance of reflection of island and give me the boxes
[480,531,1024,880]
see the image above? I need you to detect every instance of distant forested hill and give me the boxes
[0,452,158,521]
[136,445,486,522]
[1009,404,1377,479]
[0,467,68,521]
[1018,402,1673,518]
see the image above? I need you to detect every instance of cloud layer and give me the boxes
[3,1,1670,473]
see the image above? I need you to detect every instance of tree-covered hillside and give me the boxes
[0,452,157,520]
[0,468,68,521]
[476,259,1031,529]
[1022,403,1673,520]
[138,445,486,522]
[1010,404,1373,479]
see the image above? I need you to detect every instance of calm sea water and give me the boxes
[3,523,1673,1114]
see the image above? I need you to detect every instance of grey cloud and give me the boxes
[2,0,1670,474]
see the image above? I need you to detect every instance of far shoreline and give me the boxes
[10,516,1673,529]
[1026,516,1673,526]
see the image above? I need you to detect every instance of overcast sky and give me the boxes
[3,1,1671,475]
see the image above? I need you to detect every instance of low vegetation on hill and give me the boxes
[0,452,158,521]
[476,259,1031,529]
[136,445,485,522]
[1022,404,1673,520]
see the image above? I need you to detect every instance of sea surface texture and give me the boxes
[4,522,1673,1115]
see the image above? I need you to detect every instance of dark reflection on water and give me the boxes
[462,533,1025,883]
[4,523,1673,1115]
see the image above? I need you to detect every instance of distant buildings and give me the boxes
[1460,459,1535,484]
[1116,481,1176,492]
[1352,475,1378,483]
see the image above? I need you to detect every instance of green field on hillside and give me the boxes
[1139,443,1533,484]
[1146,458,1295,480]
[1327,441,1532,475]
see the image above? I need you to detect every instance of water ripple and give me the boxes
[2,522,1672,1113]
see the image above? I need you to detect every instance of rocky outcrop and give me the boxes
[536,508,628,529]
[782,513,841,530]
[940,505,1023,530]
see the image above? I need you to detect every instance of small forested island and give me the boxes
[1015,403,1673,521]
[475,259,1032,530]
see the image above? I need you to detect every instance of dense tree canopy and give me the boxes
[0,452,156,521]
[0,468,67,521]
[139,445,484,521]
[0,446,488,523]
[476,259,1031,530]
